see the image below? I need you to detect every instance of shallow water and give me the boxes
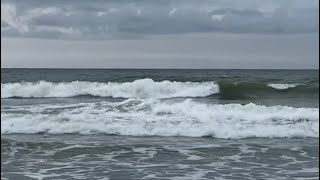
[1,135,319,180]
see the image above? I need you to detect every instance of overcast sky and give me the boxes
[1,0,319,69]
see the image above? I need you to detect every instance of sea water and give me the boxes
[1,69,319,179]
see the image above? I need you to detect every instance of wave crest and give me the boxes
[1,79,219,99]
[267,83,300,90]
[2,79,318,100]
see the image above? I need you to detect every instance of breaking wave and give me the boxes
[1,79,318,99]
[1,79,219,99]
[1,99,318,139]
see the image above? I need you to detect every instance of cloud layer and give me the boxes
[1,0,319,39]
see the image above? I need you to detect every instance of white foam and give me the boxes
[1,99,318,139]
[1,79,219,99]
[267,83,300,90]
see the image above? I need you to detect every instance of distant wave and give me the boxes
[1,99,318,138]
[218,81,317,100]
[267,83,300,90]
[1,79,318,99]
[1,79,219,99]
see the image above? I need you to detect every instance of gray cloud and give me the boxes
[1,0,318,39]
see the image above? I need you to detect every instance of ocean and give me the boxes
[1,68,319,180]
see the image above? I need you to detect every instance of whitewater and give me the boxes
[2,76,319,139]
[1,79,305,98]
[2,98,318,138]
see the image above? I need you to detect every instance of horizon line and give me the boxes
[1,67,319,70]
